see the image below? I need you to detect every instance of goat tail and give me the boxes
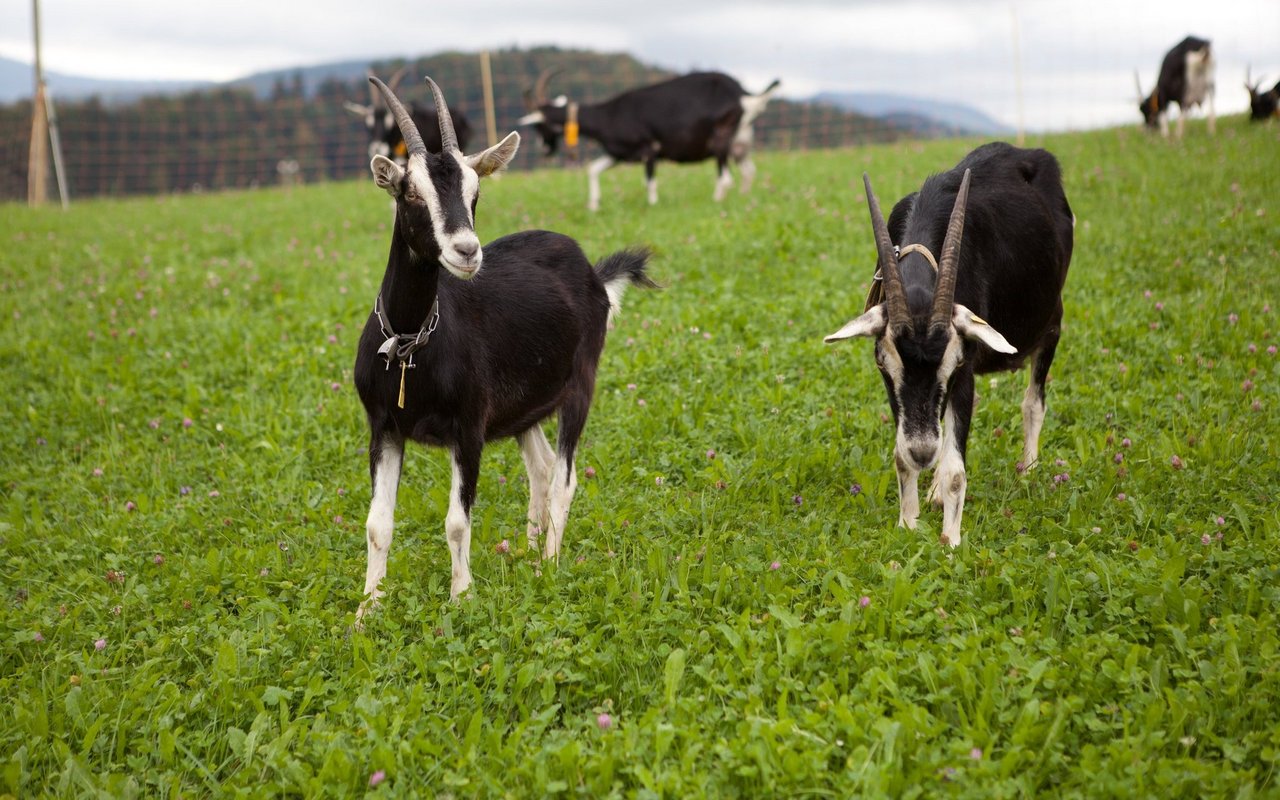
[595,247,658,322]
[741,79,781,125]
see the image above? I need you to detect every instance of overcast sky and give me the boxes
[2,0,1277,131]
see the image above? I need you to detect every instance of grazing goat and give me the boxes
[354,75,655,616]
[518,69,780,211]
[345,68,473,161]
[1245,66,1280,121]
[1136,36,1216,137]
[825,143,1074,547]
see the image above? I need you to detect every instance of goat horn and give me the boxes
[534,68,559,107]
[369,75,426,157]
[863,173,908,325]
[1134,70,1144,104]
[387,65,410,94]
[366,71,380,108]
[931,168,971,331]
[424,76,459,153]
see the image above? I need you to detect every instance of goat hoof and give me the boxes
[940,532,961,548]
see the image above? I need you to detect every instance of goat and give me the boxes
[353,75,656,616]
[345,68,473,161]
[1135,36,1216,137]
[1245,66,1280,121]
[517,69,780,211]
[824,142,1074,547]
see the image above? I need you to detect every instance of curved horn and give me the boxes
[533,67,559,106]
[387,65,410,94]
[369,75,426,157]
[366,71,380,108]
[863,173,908,325]
[1134,70,1145,104]
[424,76,458,153]
[930,168,972,331]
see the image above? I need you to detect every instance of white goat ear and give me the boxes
[824,304,887,343]
[371,155,404,198]
[344,101,371,118]
[953,304,1016,354]
[465,131,521,177]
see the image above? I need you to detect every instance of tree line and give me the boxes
[0,47,904,201]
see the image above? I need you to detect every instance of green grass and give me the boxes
[3,116,1279,798]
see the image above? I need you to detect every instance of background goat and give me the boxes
[825,143,1074,547]
[345,68,473,161]
[1135,36,1216,137]
[1245,66,1280,121]
[354,75,655,616]
[518,69,780,211]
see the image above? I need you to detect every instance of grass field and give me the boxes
[3,117,1279,798]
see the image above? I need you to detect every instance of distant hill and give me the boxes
[814,91,1012,136]
[0,55,210,104]
[0,46,906,201]
[226,59,389,99]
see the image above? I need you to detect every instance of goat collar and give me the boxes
[863,243,939,311]
[374,293,440,367]
[565,101,580,148]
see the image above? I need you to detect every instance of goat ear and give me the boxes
[344,102,371,117]
[370,155,404,197]
[465,131,521,178]
[824,305,887,343]
[953,304,1016,354]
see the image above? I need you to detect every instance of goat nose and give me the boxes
[909,443,937,468]
[454,241,478,260]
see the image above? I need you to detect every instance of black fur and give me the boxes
[369,104,473,160]
[524,71,779,204]
[355,142,653,601]
[1139,36,1212,127]
[1247,76,1280,122]
[880,141,1073,458]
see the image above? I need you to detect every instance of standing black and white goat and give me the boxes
[824,143,1074,547]
[517,70,780,211]
[345,69,473,161]
[1136,36,1216,137]
[1245,66,1280,121]
[353,75,655,615]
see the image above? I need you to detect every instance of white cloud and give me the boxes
[1,0,1276,129]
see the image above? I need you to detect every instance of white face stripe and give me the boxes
[404,153,483,277]
[883,324,964,470]
[936,331,965,386]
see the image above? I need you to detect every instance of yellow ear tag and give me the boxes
[969,314,989,326]
[565,121,579,147]
[395,140,408,159]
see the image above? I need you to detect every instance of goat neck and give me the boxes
[377,214,442,336]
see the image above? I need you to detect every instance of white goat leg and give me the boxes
[445,453,473,600]
[587,156,614,212]
[543,456,577,560]
[936,406,967,547]
[358,441,403,620]
[518,426,555,549]
[895,451,921,530]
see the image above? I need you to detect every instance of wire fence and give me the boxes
[1,49,911,203]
